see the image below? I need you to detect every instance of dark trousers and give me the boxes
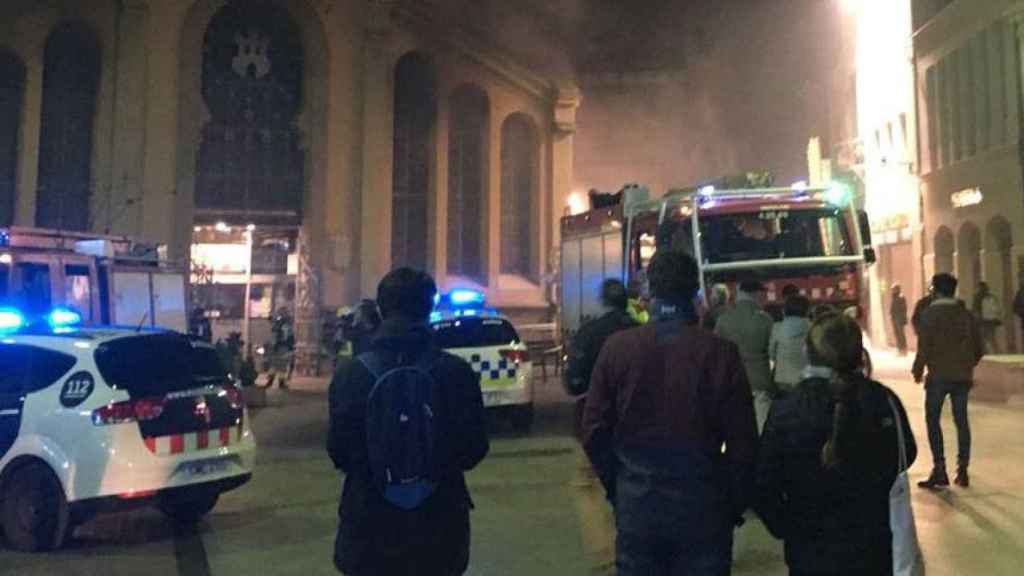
[925,378,971,472]
[892,321,908,353]
[616,531,732,576]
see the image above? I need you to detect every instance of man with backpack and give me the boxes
[328,268,489,575]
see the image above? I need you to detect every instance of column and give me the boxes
[550,87,581,257]
[293,228,322,376]
[486,99,505,292]
[14,49,42,226]
[431,90,450,283]
[139,1,190,255]
[359,1,395,297]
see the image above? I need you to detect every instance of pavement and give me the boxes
[2,350,1024,575]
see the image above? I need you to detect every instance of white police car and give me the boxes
[430,290,534,431]
[0,307,255,552]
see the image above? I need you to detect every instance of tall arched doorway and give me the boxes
[986,216,1015,351]
[957,222,981,300]
[500,113,538,278]
[0,49,25,227]
[448,85,489,282]
[392,53,435,271]
[934,226,954,275]
[36,22,100,231]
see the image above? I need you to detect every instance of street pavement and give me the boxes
[3,350,1024,575]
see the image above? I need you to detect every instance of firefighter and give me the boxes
[265,307,295,389]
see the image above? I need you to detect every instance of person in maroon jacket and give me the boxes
[582,250,758,576]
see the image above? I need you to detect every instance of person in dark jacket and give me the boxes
[890,284,909,355]
[911,287,934,336]
[756,313,917,576]
[566,279,639,397]
[583,250,758,576]
[327,268,489,576]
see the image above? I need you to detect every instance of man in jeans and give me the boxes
[583,251,758,575]
[913,273,984,490]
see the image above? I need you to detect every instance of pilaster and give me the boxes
[550,86,580,250]
[431,89,450,283]
[14,49,42,226]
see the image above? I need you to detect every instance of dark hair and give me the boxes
[739,280,766,294]
[810,303,837,321]
[784,295,811,318]
[647,250,700,301]
[931,273,958,297]
[806,314,865,469]
[354,299,382,329]
[781,284,800,299]
[600,279,629,310]
[376,268,438,321]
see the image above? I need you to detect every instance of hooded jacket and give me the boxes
[328,318,489,575]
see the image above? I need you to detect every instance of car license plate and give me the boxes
[185,458,230,477]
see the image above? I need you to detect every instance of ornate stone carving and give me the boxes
[553,87,582,134]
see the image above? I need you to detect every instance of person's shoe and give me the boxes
[955,468,970,488]
[918,470,950,490]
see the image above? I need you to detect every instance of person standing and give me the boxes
[890,285,909,355]
[583,250,758,576]
[327,268,489,575]
[913,273,984,490]
[566,279,639,397]
[756,314,916,576]
[701,283,730,331]
[716,280,775,432]
[769,295,811,393]
[972,282,1003,354]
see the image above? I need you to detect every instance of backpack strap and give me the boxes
[356,352,388,380]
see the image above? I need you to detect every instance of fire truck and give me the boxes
[559,183,875,337]
[0,227,188,332]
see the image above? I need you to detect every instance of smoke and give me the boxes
[573,0,845,193]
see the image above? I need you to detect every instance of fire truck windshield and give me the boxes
[703,207,854,263]
[656,207,854,265]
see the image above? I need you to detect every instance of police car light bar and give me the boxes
[449,289,485,307]
[47,307,83,328]
[0,308,26,331]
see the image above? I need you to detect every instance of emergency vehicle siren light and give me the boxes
[0,308,25,331]
[449,289,485,307]
[699,186,716,197]
[47,307,83,329]
[825,182,852,206]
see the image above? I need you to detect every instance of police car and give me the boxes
[430,290,534,431]
[0,307,255,552]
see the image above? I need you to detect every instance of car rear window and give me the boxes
[431,318,520,349]
[94,334,229,395]
[0,344,77,394]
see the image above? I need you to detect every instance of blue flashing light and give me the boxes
[699,185,716,197]
[429,311,442,323]
[0,308,25,331]
[449,289,485,307]
[825,182,852,206]
[47,307,82,329]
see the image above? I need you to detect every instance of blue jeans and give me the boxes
[924,378,971,471]
[616,530,732,576]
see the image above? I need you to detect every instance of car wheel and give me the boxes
[158,492,219,526]
[1,462,70,552]
[509,404,534,433]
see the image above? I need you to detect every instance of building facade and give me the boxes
[0,0,579,365]
[913,0,1024,352]
[853,0,924,349]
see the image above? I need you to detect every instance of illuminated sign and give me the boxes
[951,188,983,208]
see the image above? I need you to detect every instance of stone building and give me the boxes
[0,0,579,364]
[912,0,1024,352]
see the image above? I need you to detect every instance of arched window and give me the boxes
[447,85,489,281]
[392,53,435,270]
[37,22,100,231]
[500,114,537,276]
[0,49,25,227]
[195,1,304,222]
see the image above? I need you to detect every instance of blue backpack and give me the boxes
[359,351,442,510]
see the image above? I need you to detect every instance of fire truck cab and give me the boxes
[0,227,188,332]
[560,184,875,337]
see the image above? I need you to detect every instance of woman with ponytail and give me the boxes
[754,314,917,576]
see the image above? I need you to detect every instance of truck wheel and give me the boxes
[509,404,534,433]
[1,462,70,552]
[158,492,219,526]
